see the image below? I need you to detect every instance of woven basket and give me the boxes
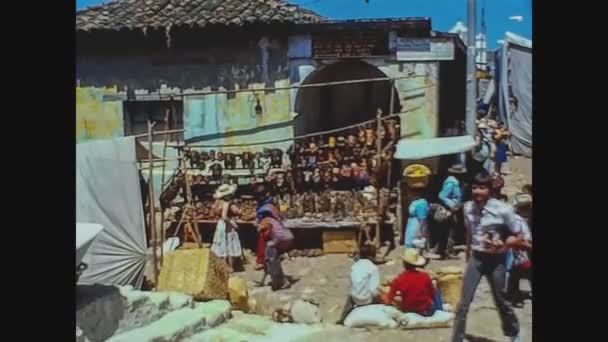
[157,248,230,301]
[437,274,463,309]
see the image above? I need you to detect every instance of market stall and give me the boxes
[153,110,405,258]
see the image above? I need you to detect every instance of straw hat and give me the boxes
[402,248,427,267]
[448,164,467,174]
[402,164,431,178]
[213,184,237,199]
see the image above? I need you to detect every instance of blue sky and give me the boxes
[76,0,532,49]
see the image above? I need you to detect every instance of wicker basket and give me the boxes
[437,274,463,309]
[157,248,230,301]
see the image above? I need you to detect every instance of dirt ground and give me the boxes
[239,157,533,342]
[148,157,532,341]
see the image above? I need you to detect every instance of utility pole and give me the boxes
[466,0,477,136]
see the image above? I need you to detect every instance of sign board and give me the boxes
[312,32,388,58]
[396,38,455,61]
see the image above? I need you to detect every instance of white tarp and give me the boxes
[76,137,147,288]
[394,135,476,160]
[497,34,533,157]
[76,223,104,268]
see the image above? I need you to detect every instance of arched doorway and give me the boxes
[294,60,401,136]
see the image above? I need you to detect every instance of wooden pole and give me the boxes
[375,108,382,249]
[147,121,159,286]
[180,150,203,247]
[158,107,172,266]
[397,180,403,246]
[386,79,396,189]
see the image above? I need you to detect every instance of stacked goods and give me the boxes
[228,276,250,312]
[322,231,358,254]
[157,248,230,301]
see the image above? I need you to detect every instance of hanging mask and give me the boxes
[313,168,321,183]
[276,172,286,188]
[347,134,357,147]
[210,163,223,178]
[191,151,201,166]
[327,149,336,163]
[340,164,352,178]
[270,149,283,168]
[328,136,336,148]
[365,128,376,146]
[358,129,366,144]
[303,170,313,183]
[307,153,317,168]
[323,169,332,183]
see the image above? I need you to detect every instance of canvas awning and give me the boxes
[394,135,476,160]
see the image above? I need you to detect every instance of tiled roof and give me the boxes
[76,0,323,32]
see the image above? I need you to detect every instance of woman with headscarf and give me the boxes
[256,200,294,291]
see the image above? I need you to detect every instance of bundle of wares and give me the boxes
[159,116,403,227]
[476,118,511,143]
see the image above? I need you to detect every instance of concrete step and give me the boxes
[186,311,326,342]
[106,300,231,342]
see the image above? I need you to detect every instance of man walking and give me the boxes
[451,171,523,342]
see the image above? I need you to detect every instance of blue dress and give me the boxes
[404,198,430,248]
[495,142,508,163]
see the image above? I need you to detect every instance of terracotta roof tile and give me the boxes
[76,0,323,31]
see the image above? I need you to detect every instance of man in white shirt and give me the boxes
[337,244,380,324]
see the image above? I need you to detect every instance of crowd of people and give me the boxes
[201,118,531,341]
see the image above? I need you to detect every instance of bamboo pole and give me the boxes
[158,107,172,266]
[147,121,159,286]
[375,108,382,249]
[179,149,203,247]
[133,128,185,139]
[386,79,396,189]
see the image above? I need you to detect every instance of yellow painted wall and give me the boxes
[76,87,124,141]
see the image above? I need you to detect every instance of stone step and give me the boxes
[77,285,196,341]
[186,312,325,342]
[116,287,196,335]
[106,300,232,342]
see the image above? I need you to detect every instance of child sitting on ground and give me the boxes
[337,244,381,324]
[382,248,443,317]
